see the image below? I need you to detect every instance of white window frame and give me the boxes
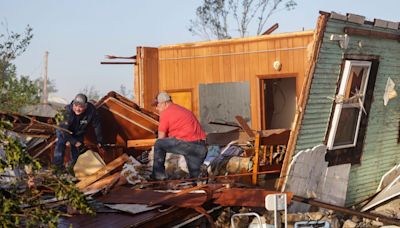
[327,60,372,150]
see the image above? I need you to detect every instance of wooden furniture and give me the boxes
[252,129,291,185]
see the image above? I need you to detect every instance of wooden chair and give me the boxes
[251,129,290,185]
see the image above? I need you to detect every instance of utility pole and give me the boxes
[42,51,49,103]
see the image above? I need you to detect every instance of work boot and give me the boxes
[148,174,167,181]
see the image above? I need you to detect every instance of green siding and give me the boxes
[294,18,400,205]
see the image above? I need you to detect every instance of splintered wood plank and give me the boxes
[235,115,255,138]
[82,172,121,194]
[148,185,207,206]
[127,138,157,148]
[252,133,261,185]
[76,153,129,190]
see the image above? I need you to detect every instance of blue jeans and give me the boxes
[53,130,83,169]
[152,138,207,180]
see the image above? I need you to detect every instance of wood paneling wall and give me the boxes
[138,31,314,130]
[134,47,159,111]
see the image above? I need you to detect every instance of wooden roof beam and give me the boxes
[344,27,400,41]
[100,61,136,65]
[262,23,279,35]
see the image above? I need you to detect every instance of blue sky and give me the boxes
[2,0,399,101]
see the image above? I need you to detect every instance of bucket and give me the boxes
[226,156,253,174]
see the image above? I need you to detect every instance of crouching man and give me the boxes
[54,93,103,170]
[150,92,207,180]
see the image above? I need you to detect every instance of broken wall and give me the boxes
[292,12,400,205]
[155,31,314,130]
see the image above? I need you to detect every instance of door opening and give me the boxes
[261,77,296,130]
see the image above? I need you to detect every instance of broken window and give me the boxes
[327,60,372,150]
[325,58,379,166]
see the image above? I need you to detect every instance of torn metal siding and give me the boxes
[294,15,400,206]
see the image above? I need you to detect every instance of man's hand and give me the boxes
[75,141,82,148]
[97,143,103,148]
[158,131,166,139]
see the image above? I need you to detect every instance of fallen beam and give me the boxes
[293,195,400,226]
[235,115,255,138]
[32,138,56,158]
[141,170,281,186]
[262,23,279,35]
[76,153,129,190]
[215,188,293,208]
[100,61,136,64]
[82,172,121,194]
[127,138,156,148]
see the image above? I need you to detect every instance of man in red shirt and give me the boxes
[150,92,207,181]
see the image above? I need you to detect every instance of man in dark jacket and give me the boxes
[53,93,103,170]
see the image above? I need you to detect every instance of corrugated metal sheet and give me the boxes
[294,18,400,205]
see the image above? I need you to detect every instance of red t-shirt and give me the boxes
[158,103,206,142]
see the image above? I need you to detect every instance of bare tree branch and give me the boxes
[189,0,297,40]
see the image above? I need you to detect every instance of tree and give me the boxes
[80,85,101,101]
[0,22,93,227]
[0,119,94,227]
[0,73,40,112]
[118,84,133,99]
[0,23,40,112]
[189,0,297,40]
[0,22,33,81]
[34,77,58,102]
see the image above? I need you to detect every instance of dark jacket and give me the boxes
[59,102,103,145]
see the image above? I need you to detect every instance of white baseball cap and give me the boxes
[152,92,171,106]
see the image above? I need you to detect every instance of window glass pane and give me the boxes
[344,65,368,104]
[333,107,360,147]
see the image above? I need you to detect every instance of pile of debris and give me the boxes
[2,91,400,227]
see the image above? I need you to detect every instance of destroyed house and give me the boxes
[280,11,400,207]
[6,11,400,227]
[134,30,314,132]
[134,11,400,208]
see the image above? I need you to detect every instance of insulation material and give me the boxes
[121,156,148,185]
[226,156,252,174]
[383,77,397,106]
[73,150,106,180]
[147,147,189,179]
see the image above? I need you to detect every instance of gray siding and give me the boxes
[294,18,400,205]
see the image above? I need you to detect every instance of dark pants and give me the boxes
[152,138,207,180]
[53,130,83,169]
